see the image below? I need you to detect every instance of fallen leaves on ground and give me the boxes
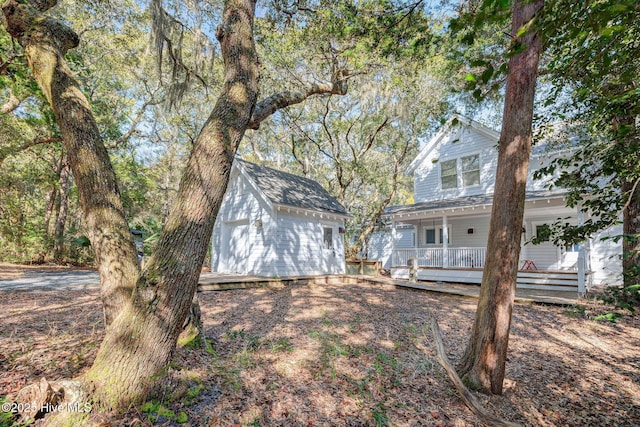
[0,278,638,426]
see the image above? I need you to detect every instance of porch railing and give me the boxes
[392,247,486,269]
[448,247,486,268]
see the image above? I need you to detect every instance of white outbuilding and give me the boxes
[210,159,350,276]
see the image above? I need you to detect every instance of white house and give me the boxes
[370,115,623,294]
[210,159,350,276]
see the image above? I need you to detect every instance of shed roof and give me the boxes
[237,160,349,216]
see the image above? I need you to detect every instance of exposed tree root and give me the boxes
[13,377,89,425]
[428,316,522,427]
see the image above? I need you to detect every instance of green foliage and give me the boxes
[0,397,22,427]
[533,0,640,261]
[446,0,514,103]
[269,337,294,353]
[594,312,622,323]
[371,402,390,427]
[597,284,640,314]
[141,400,187,423]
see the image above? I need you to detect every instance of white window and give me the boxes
[423,226,451,245]
[440,155,481,190]
[461,154,480,187]
[425,228,437,244]
[564,243,581,253]
[323,226,334,249]
[440,159,458,189]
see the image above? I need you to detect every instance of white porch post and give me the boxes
[391,219,397,267]
[577,209,586,295]
[442,214,449,268]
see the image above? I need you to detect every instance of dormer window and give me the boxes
[441,159,458,189]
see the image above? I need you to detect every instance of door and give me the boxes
[222,219,251,274]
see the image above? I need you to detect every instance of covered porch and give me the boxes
[385,191,590,294]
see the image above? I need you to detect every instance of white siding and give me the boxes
[395,227,416,248]
[527,154,559,191]
[590,224,623,286]
[367,231,393,269]
[212,170,347,276]
[449,216,490,247]
[413,128,498,203]
[368,227,415,269]
[211,170,276,276]
[401,117,623,288]
[273,211,345,276]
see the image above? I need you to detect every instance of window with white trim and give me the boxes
[440,155,481,189]
[323,226,334,249]
[461,154,480,187]
[423,226,451,245]
[440,159,458,189]
[425,228,436,244]
[564,243,581,253]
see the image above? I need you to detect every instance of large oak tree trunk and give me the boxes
[457,0,544,395]
[82,0,260,407]
[3,0,348,413]
[1,0,140,326]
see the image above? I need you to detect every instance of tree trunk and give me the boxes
[53,158,71,262]
[457,0,544,395]
[2,0,140,325]
[82,0,260,408]
[43,185,58,239]
[4,0,349,412]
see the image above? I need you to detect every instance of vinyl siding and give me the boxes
[273,211,345,275]
[413,128,498,203]
[590,224,623,286]
[368,227,414,269]
[367,231,393,269]
[211,171,276,276]
[212,170,346,276]
[413,128,567,201]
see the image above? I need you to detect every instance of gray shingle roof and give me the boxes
[384,190,569,216]
[238,160,349,216]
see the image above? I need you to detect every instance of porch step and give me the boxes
[516,271,578,292]
[392,266,579,292]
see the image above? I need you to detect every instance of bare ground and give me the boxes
[0,269,639,426]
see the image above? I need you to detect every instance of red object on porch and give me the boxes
[521,259,537,270]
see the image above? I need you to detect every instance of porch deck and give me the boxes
[198,272,579,305]
[390,266,581,293]
[390,246,586,293]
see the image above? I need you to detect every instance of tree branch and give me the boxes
[1,87,22,114]
[360,116,389,158]
[106,96,162,149]
[622,176,640,213]
[247,72,348,130]
[0,136,62,165]
[428,317,522,427]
